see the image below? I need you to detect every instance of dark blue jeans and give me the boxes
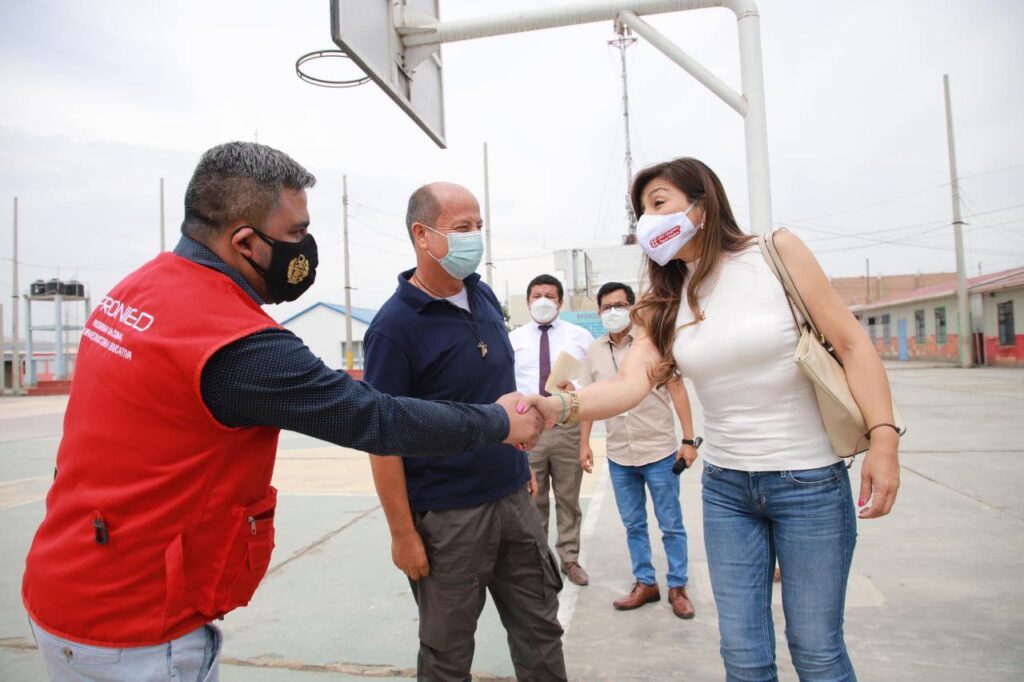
[702,462,857,682]
[608,453,688,588]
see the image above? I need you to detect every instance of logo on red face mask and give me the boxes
[650,225,682,249]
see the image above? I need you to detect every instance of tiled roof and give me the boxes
[279,302,378,326]
[850,267,1024,312]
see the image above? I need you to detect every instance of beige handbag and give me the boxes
[758,231,906,457]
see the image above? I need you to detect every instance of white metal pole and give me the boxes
[735,7,772,234]
[0,303,5,395]
[398,0,770,229]
[483,142,494,286]
[400,0,748,47]
[617,13,746,115]
[11,197,21,395]
[159,177,166,252]
[342,175,354,371]
[55,292,66,380]
[943,74,971,368]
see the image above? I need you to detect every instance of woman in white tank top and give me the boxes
[527,158,901,682]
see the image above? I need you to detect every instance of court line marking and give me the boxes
[557,459,610,642]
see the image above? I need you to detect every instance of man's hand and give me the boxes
[392,529,430,580]
[520,393,563,429]
[858,432,900,520]
[527,469,539,498]
[579,444,594,474]
[677,444,699,469]
[496,392,545,449]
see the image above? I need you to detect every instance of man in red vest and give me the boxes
[22,142,544,681]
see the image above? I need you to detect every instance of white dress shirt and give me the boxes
[509,317,595,396]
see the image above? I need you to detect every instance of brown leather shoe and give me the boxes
[561,561,589,586]
[613,582,660,610]
[668,586,696,619]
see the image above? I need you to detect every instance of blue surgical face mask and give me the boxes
[424,225,484,280]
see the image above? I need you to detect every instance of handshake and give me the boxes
[495,391,560,451]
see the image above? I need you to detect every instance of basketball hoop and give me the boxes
[295,49,371,88]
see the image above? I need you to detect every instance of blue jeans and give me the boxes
[702,462,857,682]
[29,618,221,681]
[608,453,688,588]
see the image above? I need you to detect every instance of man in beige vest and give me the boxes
[579,282,699,618]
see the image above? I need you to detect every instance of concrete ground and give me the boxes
[1,364,1022,680]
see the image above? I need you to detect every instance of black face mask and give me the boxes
[237,227,319,303]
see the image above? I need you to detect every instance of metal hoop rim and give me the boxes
[295,49,371,89]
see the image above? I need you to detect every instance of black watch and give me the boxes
[681,437,703,449]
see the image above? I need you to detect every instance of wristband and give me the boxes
[865,423,900,439]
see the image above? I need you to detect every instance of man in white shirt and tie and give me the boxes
[509,274,595,586]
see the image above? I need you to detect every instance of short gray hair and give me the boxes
[181,142,316,239]
[405,184,441,241]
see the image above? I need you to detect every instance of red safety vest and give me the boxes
[23,253,282,647]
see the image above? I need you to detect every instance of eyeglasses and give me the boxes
[599,303,630,313]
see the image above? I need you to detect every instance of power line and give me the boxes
[785,161,1024,224]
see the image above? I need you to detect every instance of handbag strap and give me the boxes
[756,229,822,339]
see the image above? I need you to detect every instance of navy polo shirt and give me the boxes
[363,269,529,513]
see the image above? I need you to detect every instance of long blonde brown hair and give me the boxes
[630,158,754,386]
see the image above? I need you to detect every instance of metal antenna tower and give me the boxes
[610,23,638,244]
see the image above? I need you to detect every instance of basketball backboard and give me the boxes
[330,0,446,148]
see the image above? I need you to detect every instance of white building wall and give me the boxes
[982,288,1024,337]
[282,306,371,370]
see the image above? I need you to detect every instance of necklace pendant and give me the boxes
[699,311,706,321]
[478,341,489,358]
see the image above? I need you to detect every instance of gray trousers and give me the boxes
[410,487,566,682]
[528,425,583,565]
[29,618,221,681]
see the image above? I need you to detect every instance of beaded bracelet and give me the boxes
[554,392,568,425]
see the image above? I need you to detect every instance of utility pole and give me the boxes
[865,258,870,303]
[342,175,354,372]
[483,142,494,285]
[610,24,638,244]
[943,74,971,368]
[11,197,21,395]
[1,303,5,396]
[159,177,166,252]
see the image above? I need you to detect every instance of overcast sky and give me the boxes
[1,0,1022,331]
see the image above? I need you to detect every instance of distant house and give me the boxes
[850,267,1024,367]
[280,303,378,371]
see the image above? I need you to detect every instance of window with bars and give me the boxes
[882,314,892,344]
[935,307,948,344]
[998,301,1015,346]
[914,310,926,344]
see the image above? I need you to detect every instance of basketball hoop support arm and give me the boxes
[398,0,772,233]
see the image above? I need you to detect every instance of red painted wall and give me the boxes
[984,335,1024,367]
[873,333,1024,366]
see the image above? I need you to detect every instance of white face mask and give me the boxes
[600,307,631,334]
[635,202,700,266]
[530,297,559,324]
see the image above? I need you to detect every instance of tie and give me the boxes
[539,324,553,397]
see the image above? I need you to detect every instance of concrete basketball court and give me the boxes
[1,364,1022,680]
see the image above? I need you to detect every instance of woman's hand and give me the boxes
[519,394,563,428]
[858,430,900,519]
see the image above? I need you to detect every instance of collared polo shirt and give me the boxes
[363,269,529,513]
[582,330,679,466]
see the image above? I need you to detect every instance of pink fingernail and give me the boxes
[516,401,528,414]
[858,498,866,507]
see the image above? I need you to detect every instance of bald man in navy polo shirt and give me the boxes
[364,182,566,681]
